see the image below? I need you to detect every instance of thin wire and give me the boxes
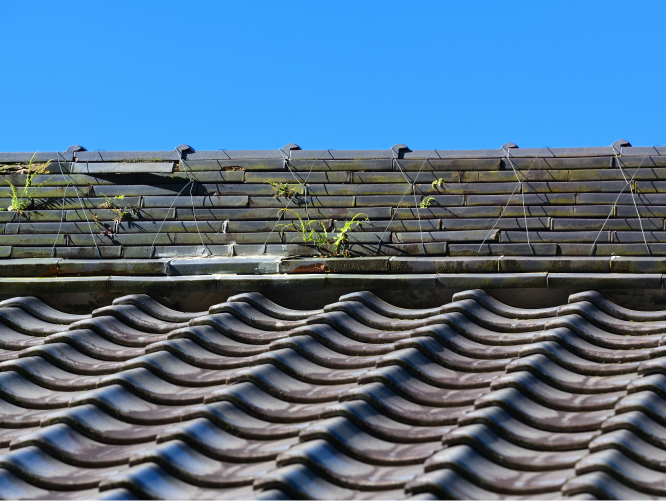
[78,151,105,256]
[263,149,327,249]
[51,150,103,257]
[503,147,532,253]
[475,184,520,255]
[374,150,434,254]
[50,150,76,257]
[408,169,425,249]
[149,150,225,257]
[391,149,428,249]
[262,149,329,251]
[405,151,435,249]
[279,148,313,223]
[476,147,547,255]
[187,169,207,254]
[183,150,232,253]
[612,148,650,254]
[590,148,652,255]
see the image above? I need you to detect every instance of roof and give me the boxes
[1,142,666,499]
[1,142,665,263]
[2,142,666,299]
[0,288,664,499]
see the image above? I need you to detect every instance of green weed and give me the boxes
[276,209,369,257]
[268,181,300,199]
[276,208,328,255]
[4,152,54,217]
[96,194,139,235]
[419,196,436,208]
[330,213,369,257]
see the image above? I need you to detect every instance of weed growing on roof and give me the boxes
[419,197,436,208]
[95,194,139,235]
[3,153,54,217]
[268,181,300,199]
[276,208,328,255]
[276,209,369,258]
[431,178,447,189]
[330,213,369,258]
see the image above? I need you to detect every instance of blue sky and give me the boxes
[1,1,664,152]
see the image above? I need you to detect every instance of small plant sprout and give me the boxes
[97,194,139,235]
[419,197,436,208]
[268,181,300,199]
[431,178,447,189]
[5,152,54,217]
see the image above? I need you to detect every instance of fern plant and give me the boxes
[276,208,329,255]
[4,153,54,217]
[310,223,330,252]
[276,209,369,258]
[330,213,369,257]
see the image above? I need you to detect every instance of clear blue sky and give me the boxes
[1,1,663,152]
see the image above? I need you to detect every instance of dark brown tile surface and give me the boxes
[0,289,664,498]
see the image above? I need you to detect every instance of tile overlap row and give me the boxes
[1,145,666,259]
[0,290,663,498]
